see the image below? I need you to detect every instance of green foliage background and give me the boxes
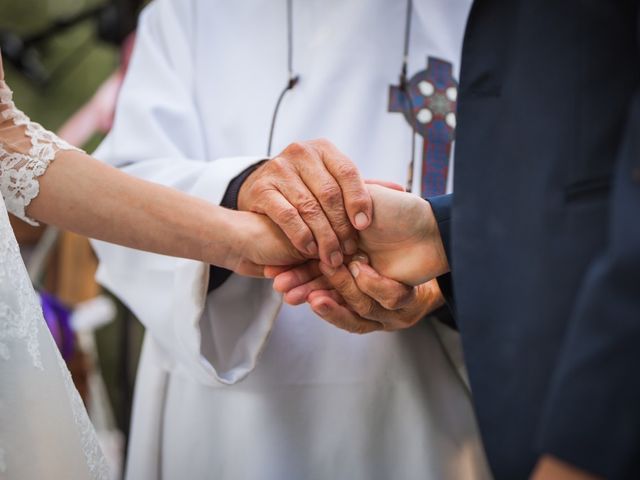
[1,0,117,150]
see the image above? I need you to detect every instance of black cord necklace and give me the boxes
[266,0,300,156]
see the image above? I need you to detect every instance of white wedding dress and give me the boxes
[0,73,108,479]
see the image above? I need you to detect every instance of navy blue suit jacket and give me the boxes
[430,1,640,478]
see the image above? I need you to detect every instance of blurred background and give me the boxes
[1,1,146,477]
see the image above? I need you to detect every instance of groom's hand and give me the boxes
[357,184,449,286]
[238,139,372,268]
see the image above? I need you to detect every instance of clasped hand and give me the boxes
[233,139,449,334]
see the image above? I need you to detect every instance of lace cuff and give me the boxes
[0,80,81,225]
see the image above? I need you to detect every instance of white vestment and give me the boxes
[93,1,491,479]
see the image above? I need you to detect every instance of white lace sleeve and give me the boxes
[0,80,81,226]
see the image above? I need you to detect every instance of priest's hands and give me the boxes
[264,182,450,333]
[270,183,448,285]
[238,139,373,269]
[267,256,445,334]
[235,139,451,332]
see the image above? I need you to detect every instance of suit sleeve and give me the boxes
[426,194,456,315]
[91,0,280,386]
[536,86,640,477]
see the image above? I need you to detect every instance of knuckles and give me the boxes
[317,182,343,206]
[380,290,413,311]
[282,141,313,163]
[296,197,323,219]
[273,204,300,226]
[266,155,289,174]
[334,162,359,183]
[353,299,377,319]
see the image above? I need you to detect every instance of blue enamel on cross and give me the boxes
[389,56,458,197]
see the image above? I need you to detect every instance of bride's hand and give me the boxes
[214,210,308,277]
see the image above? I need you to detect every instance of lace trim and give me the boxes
[56,349,110,479]
[0,80,81,225]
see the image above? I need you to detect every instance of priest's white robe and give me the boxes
[92,1,492,478]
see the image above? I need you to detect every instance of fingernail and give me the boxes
[330,251,343,267]
[319,262,336,277]
[354,212,369,229]
[343,239,358,255]
[349,262,360,278]
[306,241,318,255]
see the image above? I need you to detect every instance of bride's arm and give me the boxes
[0,56,303,275]
[27,149,304,276]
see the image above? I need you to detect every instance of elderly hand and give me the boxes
[264,182,451,333]
[238,139,372,268]
[268,255,445,334]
